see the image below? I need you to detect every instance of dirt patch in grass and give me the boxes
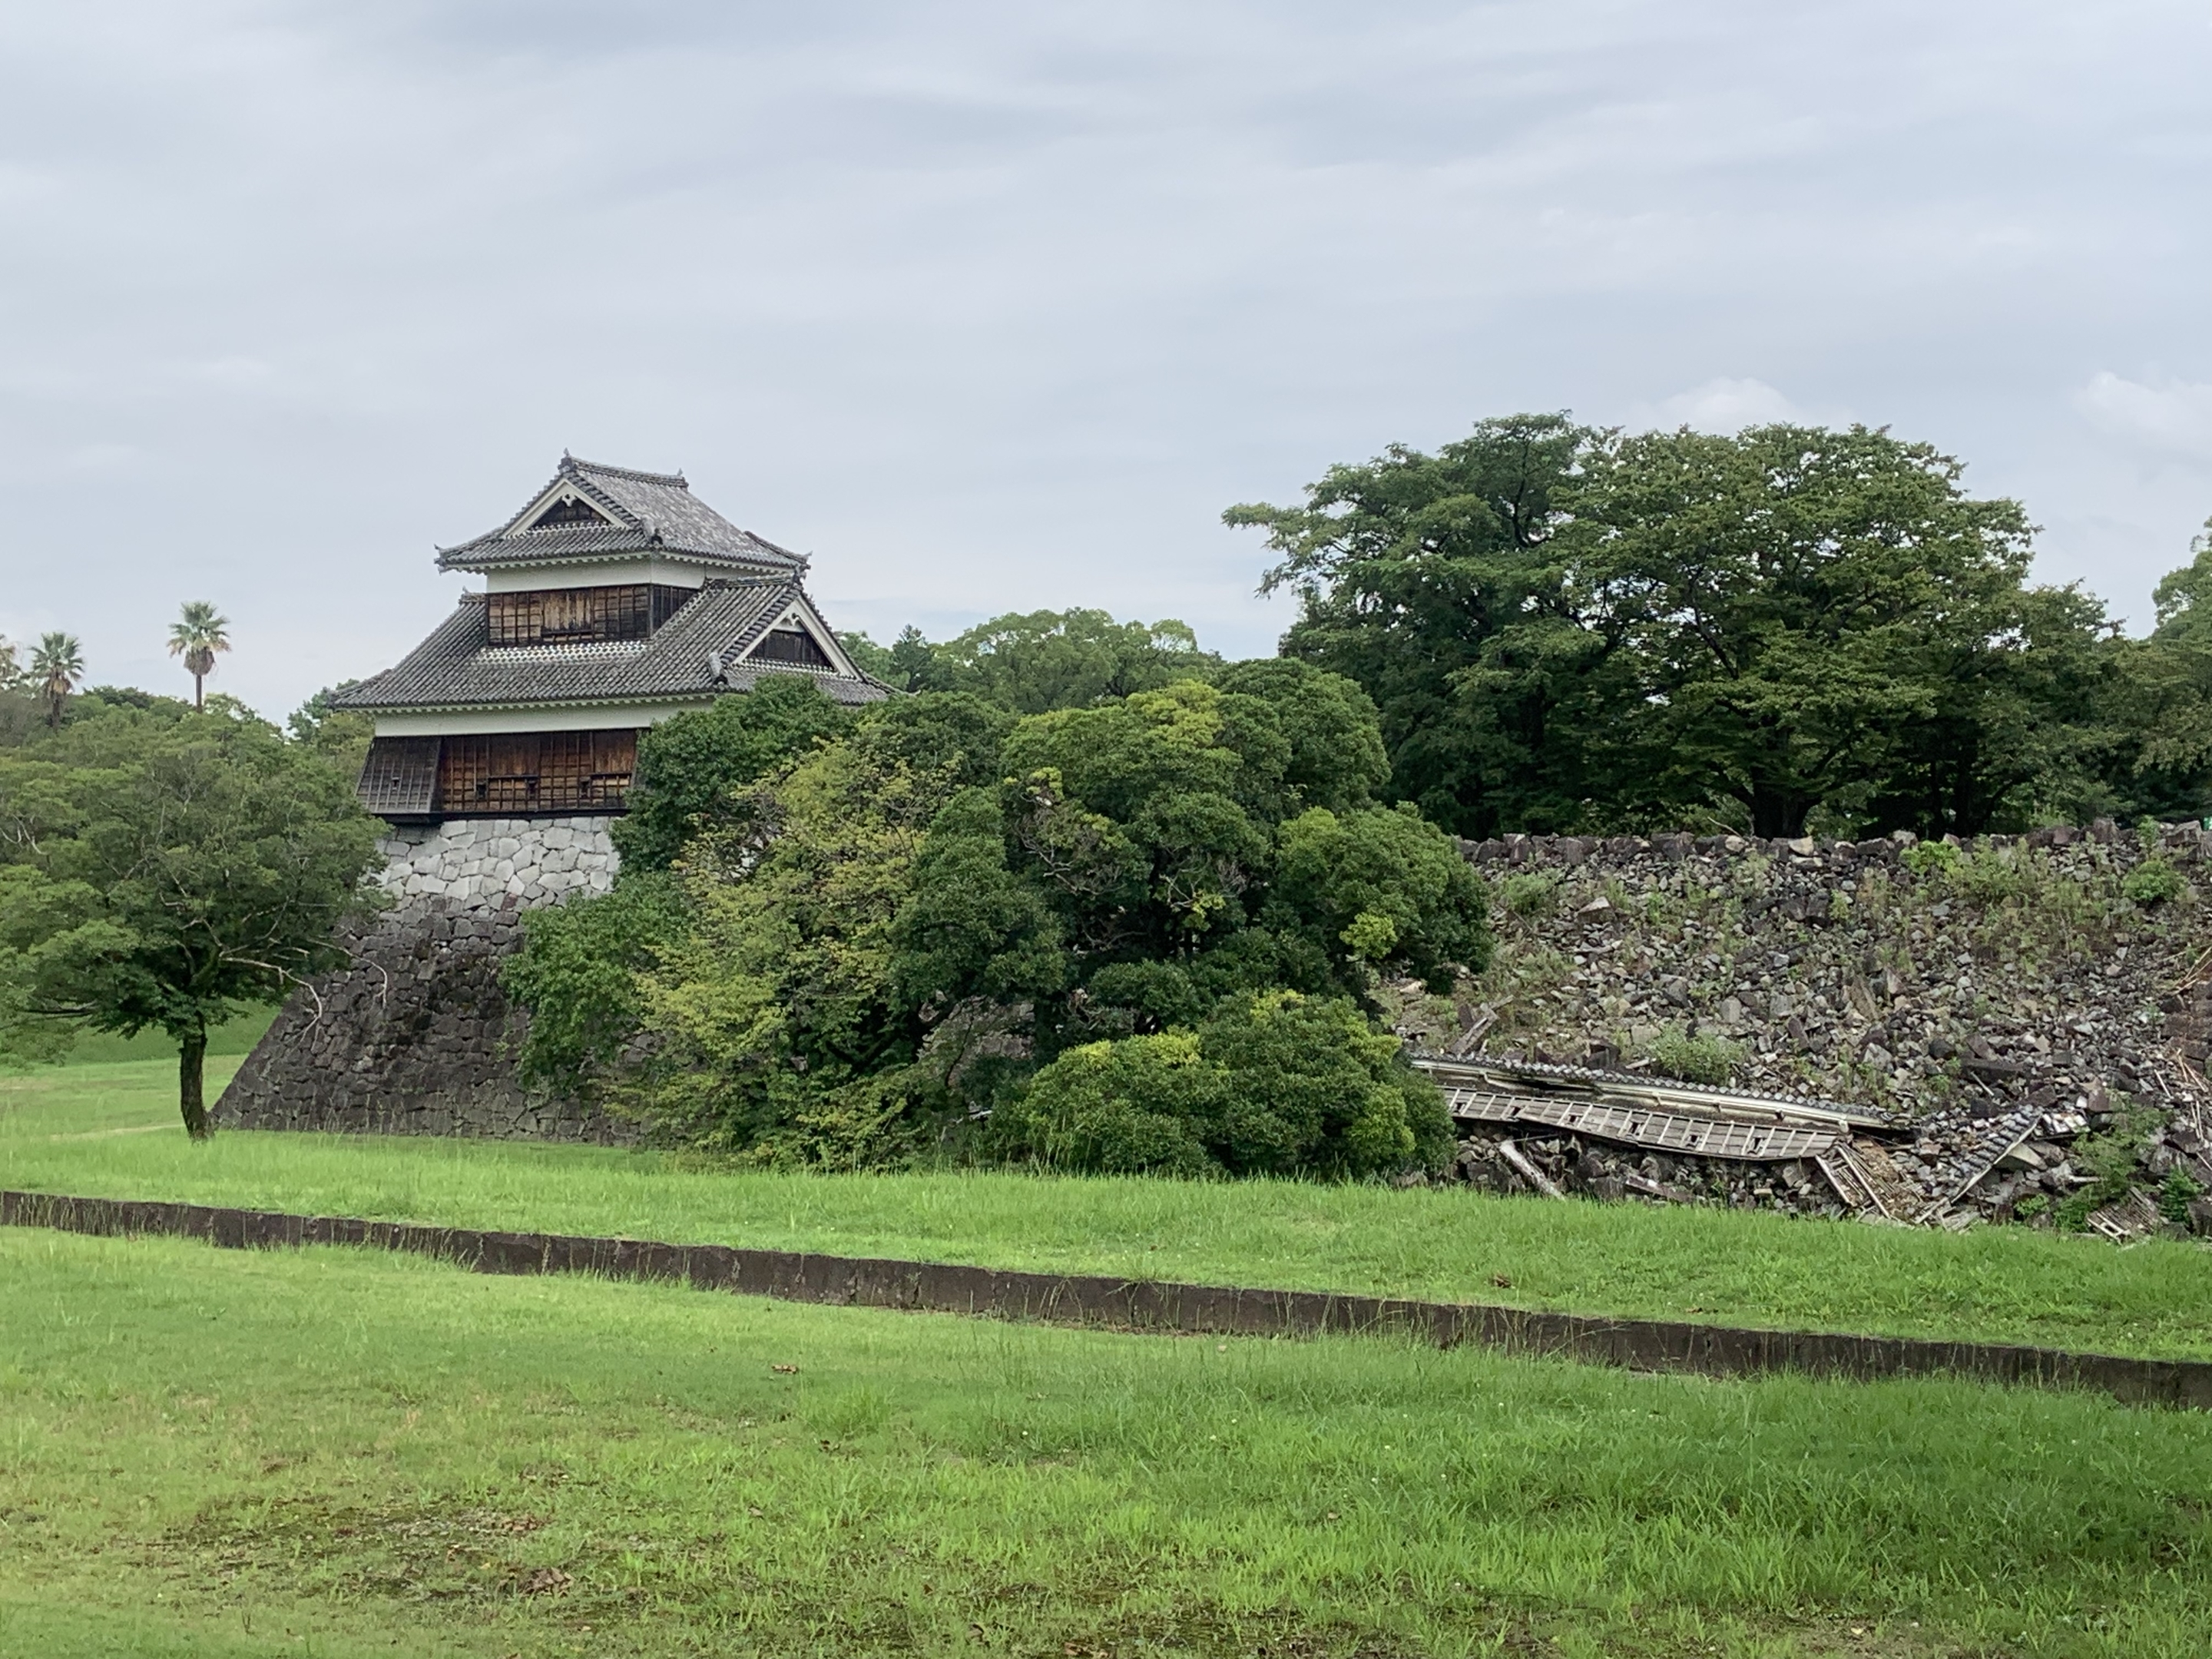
[170,1495,558,1604]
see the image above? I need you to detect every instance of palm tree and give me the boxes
[168,601,231,710]
[30,631,84,730]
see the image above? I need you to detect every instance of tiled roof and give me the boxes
[331,578,889,713]
[435,455,806,575]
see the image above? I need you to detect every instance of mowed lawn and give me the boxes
[3,1226,2210,1659]
[5,1059,2212,1361]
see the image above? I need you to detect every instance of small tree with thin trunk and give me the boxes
[29,632,84,730]
[167,602,231,710]
[0,706,382,1135]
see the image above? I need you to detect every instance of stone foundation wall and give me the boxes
[375,815,618,906]
[214,816,629,1143]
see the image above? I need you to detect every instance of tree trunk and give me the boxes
[1747,787,1810,839]
[179,1019,210,1140]
[193,674,204,711]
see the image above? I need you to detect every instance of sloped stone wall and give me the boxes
[213,816,629,1143]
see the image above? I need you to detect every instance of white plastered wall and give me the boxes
[479,558,714,593]
[373,700,712,738]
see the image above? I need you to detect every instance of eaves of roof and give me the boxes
[330,578,889,714]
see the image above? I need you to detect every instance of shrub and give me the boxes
[992,1031,1222,1177]
[1901,840,1960,877]
[2159,1166,2203,1226]
[1497,871,1558,920]
[504,872,688,1092]
[2071,1104,2164,1205]
[996,992,1449,1180]
[1644,1025,1744,1087]
[2121,857,2184,906]
[1953,849,2022,905]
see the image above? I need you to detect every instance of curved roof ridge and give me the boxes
[432,456,806,575]
[562,455,689,488]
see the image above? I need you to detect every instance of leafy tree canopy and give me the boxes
[860,608,1222,711]
[0,702,382,1134]
[508,667,1488,1171]
[1231,416,2128,839]
[611,675,857,869]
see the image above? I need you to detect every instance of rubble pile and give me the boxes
[1390,820,2212,1238]
[1450,1135,1849,1218]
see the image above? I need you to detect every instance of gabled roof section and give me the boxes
[725,591,864,679]
[435,455,808,576]
[330,577,889,714]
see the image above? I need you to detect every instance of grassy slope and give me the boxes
[55,1006,277,1065]
[5,1061,2211,1363]
[3,1227,2208,1659]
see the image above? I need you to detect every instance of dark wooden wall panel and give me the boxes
[435,730,638,815]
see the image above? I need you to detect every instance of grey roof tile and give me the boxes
[333,578,889,713]
[435,455,806,575]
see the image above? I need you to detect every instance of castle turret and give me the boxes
[336,454,885,823]
[216,459,889,1142]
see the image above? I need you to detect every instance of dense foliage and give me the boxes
[845,608,1221,710]
[0,697,383,1134]
[506,671,1479,1173]
[995,991,1452,1178]
[612,675,860,869]
[1230,417,2204,839]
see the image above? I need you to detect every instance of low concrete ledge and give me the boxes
[6,1188,2207,1411]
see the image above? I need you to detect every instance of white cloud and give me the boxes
[2077,371,2212,461]
[1649,377,1815,433]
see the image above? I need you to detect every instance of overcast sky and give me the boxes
[2,1,2209,718]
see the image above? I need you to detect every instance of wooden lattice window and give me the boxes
[485,585,693,647]
[356,737,440,817]
[436,730,639,815]
[747,626,834,669]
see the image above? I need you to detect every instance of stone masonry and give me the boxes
[214,816,630,1143]
[375,815,618,906]
[1381,820,2212,1236]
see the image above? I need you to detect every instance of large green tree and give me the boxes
[864,608,1221,710]
[0,705,383,1134]
[1227,415,1605,835]
[2093,517,2212,823]
[1233,417,2109,838]
[1567,423,2068,836]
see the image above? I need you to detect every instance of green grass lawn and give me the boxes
[4,1059,2211,1363]
[3,1225,2208,1659]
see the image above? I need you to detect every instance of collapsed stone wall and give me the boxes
[214,816,628,1143]
[1379,820,2212,1233]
